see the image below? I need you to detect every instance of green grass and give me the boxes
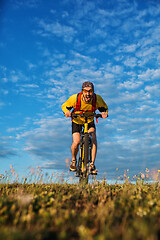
[0,181,160,240]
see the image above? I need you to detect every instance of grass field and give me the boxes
[0,174,160,240]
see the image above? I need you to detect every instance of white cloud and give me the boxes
[7,127,24,133]
[123,57,137,68]
[0,101,4,107]
[7,70,30,83]
[138,69,160,81]
[148,5,160,16]
[27,62,37,70]
[38,19,77,42]
[112,90,150,103]
[136,46,156,58]
[0,141,17,158]
[10,0,39,9]
[11,75,19,83]
[17,84,39,88]
[145,85,160,97]
[90,28,107,39]
[124,44,137,52]
[81,68,102,78]
[0,89,8,95]
[19,116,72,166]
[118,80,142,90]
[40,162,56,169]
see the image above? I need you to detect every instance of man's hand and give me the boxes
[101,112,108,119]
[65,111,72,118]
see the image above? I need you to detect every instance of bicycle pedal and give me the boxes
[70,169,77,172]
[89,170,98,175]
[90,172,97,175]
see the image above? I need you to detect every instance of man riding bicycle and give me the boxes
[61,81,108,174]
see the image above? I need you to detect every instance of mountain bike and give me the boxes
[71,112,102,184]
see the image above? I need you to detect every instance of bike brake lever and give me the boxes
[96,114,102,118]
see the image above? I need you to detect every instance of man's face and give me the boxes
[82,87,94,103]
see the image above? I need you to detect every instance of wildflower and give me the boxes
[30,168,35,175]
[65,158,70,168]
[141,173,145,180]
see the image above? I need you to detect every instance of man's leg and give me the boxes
[88,127,97,164]
[71,132,81,161]
[70,122,82,171]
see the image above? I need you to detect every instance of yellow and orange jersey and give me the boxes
[61,93,108,124]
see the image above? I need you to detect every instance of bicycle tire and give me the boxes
[82,133,89,184]
[79,141,84,184]
[84,133,89,170]
[78,135,88,184]
[77,140,83,179]
[89,135,92,163]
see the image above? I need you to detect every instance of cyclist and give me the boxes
[61,81,108,174]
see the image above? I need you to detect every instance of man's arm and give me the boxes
[96,95,108,119]
[61,94,77,117]
[65,111,72,118]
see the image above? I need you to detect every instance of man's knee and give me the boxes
[92,136,97,145]
[72,139,80,147]
[72,133,80,147]
[90,132,97,145]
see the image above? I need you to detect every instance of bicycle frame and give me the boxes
[72,112,102,184]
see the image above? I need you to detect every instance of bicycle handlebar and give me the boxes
[71,112,102,119]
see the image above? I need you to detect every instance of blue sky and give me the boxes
[0,0,160,181]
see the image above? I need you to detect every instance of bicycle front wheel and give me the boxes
[84,133,89,171]
[81,133,89,184]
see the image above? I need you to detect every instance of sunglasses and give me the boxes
[83,89,93,94]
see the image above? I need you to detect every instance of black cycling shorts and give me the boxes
[72,121,96,134]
